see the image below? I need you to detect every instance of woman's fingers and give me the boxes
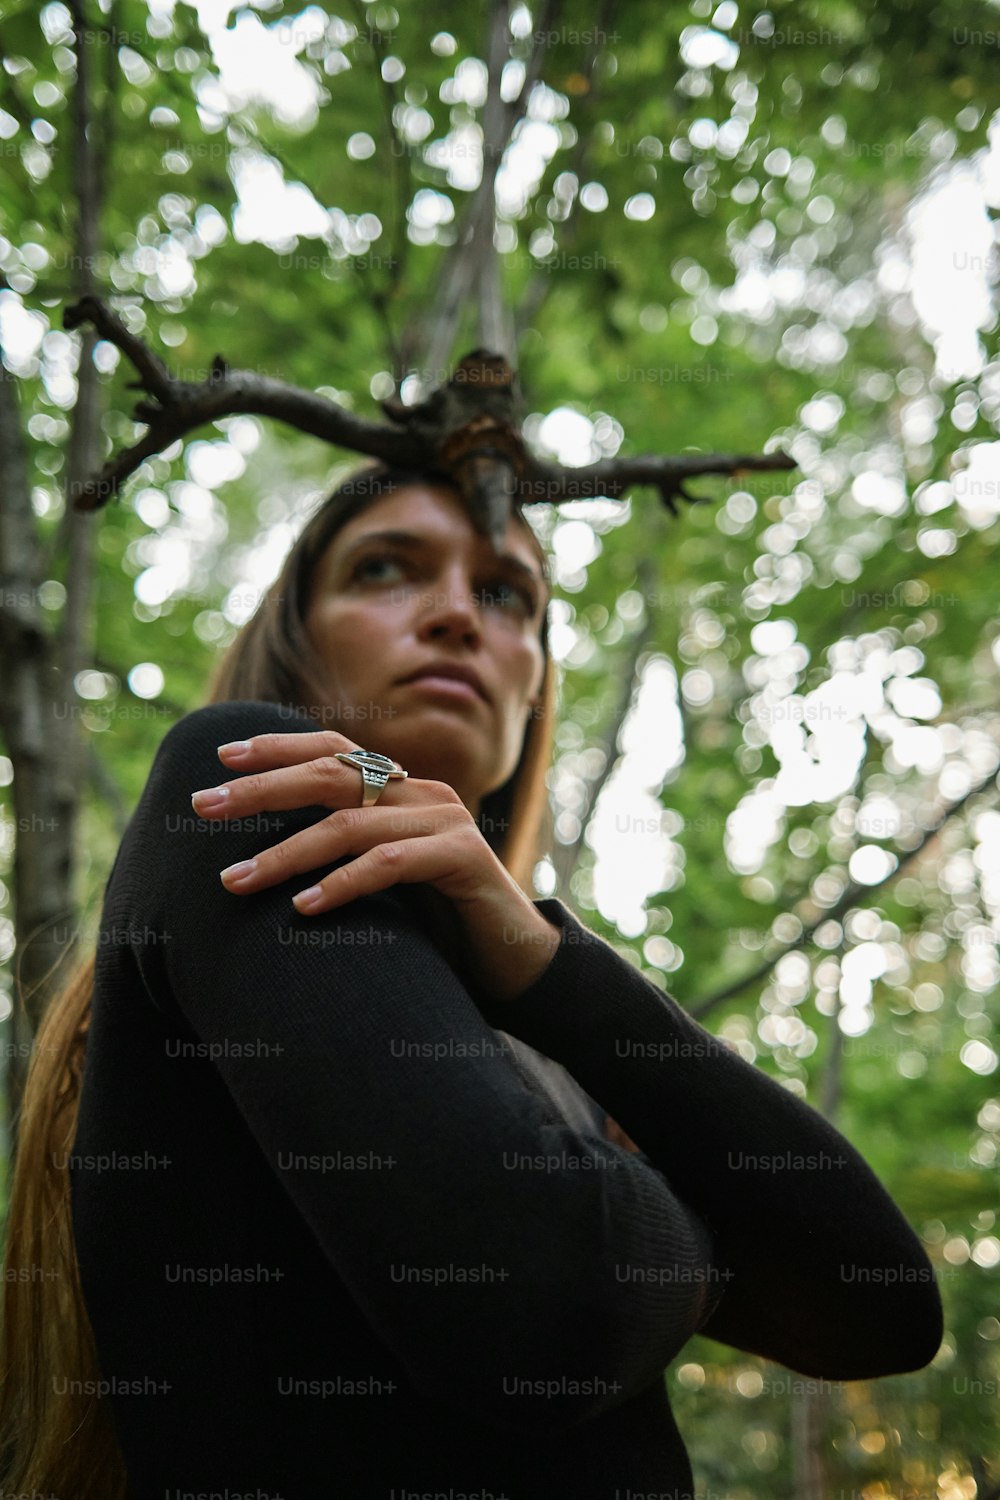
[216,730,359,770]
[203,735,488,921]
[218,804,462,895]
[194,749,445,818]
[191,758,357,817]
[288,833,468,915]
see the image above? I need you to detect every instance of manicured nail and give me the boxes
[218,740,252,759]
[220,858,257,887]
[292,885,323,912]
[191,785,231,812]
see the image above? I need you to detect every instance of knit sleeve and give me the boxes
[121,699,730,1436]
[473,897,944,1381]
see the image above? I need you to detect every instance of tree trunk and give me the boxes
[790,1381,828,1499]
[788,982,845,1489]
[0,0,102,1145]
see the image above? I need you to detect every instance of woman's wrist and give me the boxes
[459,895,562,1006]
[494,908,563,1004]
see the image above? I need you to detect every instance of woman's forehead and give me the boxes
[332,483,548,577]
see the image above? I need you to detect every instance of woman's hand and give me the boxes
[190,729,562,1005]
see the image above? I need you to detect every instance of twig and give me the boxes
[523,450,797,514]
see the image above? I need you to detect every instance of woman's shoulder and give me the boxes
[130,699,325,841]
[156,699,318,760]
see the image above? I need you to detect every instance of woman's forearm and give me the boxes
[476,895,944,1381]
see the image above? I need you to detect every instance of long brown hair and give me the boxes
[0,462,557,1497]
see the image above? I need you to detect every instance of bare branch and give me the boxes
[62,296,797,530]
[523,449,798,515]
[62,295,423,509]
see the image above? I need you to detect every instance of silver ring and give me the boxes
[334,750,408,808]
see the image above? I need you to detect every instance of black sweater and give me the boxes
[69,700,943,1499]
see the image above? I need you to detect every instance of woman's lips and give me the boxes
[401,675,484,703]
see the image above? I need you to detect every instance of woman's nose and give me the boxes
[418,567,482,626]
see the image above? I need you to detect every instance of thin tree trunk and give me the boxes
[0,287,66,1133]
[551,550,661,899]
[399,0,560,378]
[0,1,103,1142]
[790,1383,828,1499]
[788,976,846,1491]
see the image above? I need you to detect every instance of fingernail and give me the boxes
[191,785,231,812]
[220,858,257,886]
[218,740,251,759]
[292,885,323,912]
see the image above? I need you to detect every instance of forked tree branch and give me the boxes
[62,295,422,508]
[63,294,797,530]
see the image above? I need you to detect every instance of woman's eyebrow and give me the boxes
[341,529,549,588]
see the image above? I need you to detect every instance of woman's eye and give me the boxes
[482,580,536,614]
[352,554,535,614]
[352,553,404,582]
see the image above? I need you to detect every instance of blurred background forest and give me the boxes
[2,0,1000,1494]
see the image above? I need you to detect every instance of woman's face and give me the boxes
[303,481,550,815]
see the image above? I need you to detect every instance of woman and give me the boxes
[0,462,942,1499]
